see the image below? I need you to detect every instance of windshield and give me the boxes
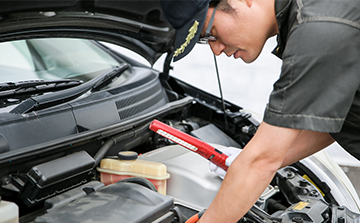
[0,38,120,83]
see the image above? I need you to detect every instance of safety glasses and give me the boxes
[197,5,218,44]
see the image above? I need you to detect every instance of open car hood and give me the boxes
[0,0,175,65]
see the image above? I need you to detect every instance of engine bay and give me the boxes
[0,74,359,222]
[1,116,356,223]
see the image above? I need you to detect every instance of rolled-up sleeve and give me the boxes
[264,22,360,133]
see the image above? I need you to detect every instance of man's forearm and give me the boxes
[199,150,280,222]
[199,122,302,222]
[199,122,334,222]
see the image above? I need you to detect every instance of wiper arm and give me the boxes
[10,63,129,114]
[0,80,83,108]
[0,79,83,92]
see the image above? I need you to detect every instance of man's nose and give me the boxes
[209,41,225,56]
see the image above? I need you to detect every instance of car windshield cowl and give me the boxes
[10,63,129,114]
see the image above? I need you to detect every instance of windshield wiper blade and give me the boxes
[10,63,129,114]
[0,79,83,99]
[0,80,83,108]
[0,79,83,92]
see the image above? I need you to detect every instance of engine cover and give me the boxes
[35,181,174,223]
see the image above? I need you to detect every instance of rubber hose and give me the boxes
[267,198,287,211]
[118,177,157,192]
[93,123,149,167]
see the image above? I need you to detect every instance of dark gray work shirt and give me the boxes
[263,0,360,158]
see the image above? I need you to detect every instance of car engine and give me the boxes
[0,73,359,223]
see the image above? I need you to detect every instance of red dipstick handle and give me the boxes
[149,119,228,171]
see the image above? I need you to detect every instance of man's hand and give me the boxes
[209,147,242,179]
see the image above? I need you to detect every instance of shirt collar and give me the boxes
[272,0,291,59]
[275,0,291,17]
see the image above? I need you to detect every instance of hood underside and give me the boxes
[0,0,176,64]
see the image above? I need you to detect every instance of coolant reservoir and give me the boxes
[0,199,19,223]
[97,151,170,195]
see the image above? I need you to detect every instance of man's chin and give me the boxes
[241,55,258,64]
[240,51,261,63]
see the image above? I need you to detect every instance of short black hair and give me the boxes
[210,0,235,13]
[209,0,220,7]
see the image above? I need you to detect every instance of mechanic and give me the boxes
[161,0,360,222]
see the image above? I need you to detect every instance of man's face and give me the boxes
[201,0,278,63]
